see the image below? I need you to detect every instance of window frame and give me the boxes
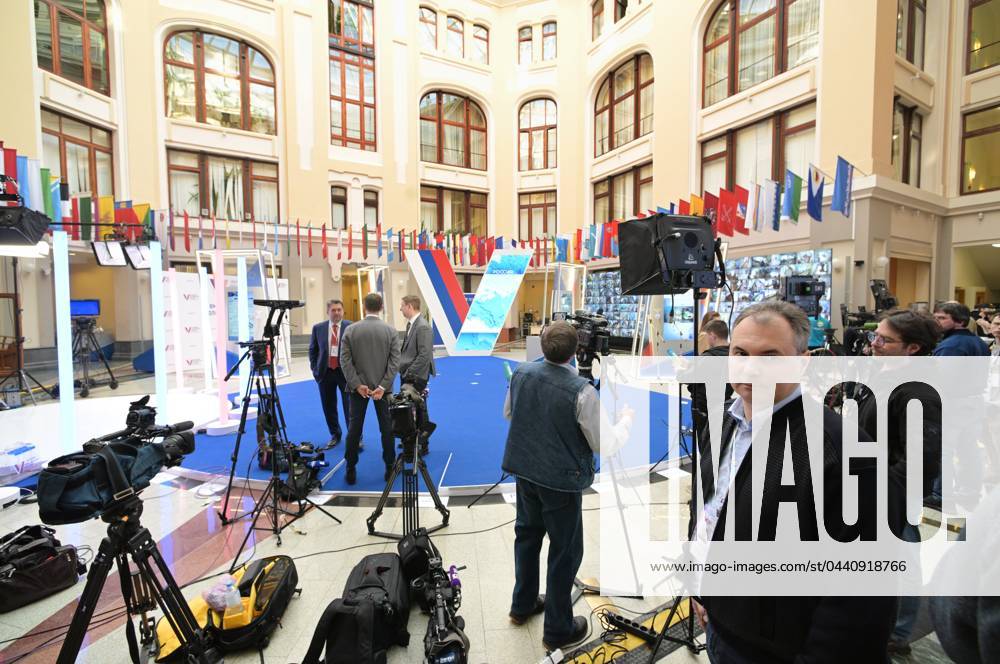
[518,98,557,171]
[592,0,604,40]
[167,149,280,223]
[960,102,1000,195]
[594,53,654,157]
[891,99,922,187]
[967,0,1000,74]
[419,91,488,171]
[592,161,652,223]
[363,189,379,230]
[331,185,348,230]
[329,0,377,151]
[35,0,111,95]
[614,0,628,22]
[446,16,464,59]
[419,6,437,50]
[542,22,557,60]
[41,108,115,197]
[518,191,557,239]
[472,24,489,64]
[896,0,926,69]
[421,185,488,235]
[163,29,277,135]
[518,26,533,65]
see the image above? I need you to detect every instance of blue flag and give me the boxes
[656,206,670,215]
[387,228,394,262]
[806,164,824,222]
[16,156,30,208]
[555,236,569,262]
[831,156,854,218]
[496,236,504,249]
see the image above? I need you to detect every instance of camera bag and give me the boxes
[0,524,85,613]
[300,552,411,664]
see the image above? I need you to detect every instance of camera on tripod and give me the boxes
[781,276,825,317]
[557,310,611,358]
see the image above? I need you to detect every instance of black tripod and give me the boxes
[67,316,118,398]
[58,493,221,664]
[218,302,340,570]
[0,257,52,404]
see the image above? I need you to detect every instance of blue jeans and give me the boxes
[510,477,583,645]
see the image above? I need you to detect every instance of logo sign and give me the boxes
[406,249,532,355]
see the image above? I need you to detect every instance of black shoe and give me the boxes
[329,436,341,448]
[345,467,356,485]
[543,616,588,651]
[359,442,365,452]
[384,465,392,482]
[419,443,429,457]
[924,495,942,510]
[887,639,912,656]
[509,595,545,625]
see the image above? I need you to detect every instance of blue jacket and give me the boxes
[308,319,351,380]
[502,361,595,492]
[932,328,989,357]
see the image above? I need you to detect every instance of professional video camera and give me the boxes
[401,530,469,664]
[781,276,825,317]
[552,310,611,383]
[275,442,328,502]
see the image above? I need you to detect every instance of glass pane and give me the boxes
[447,21,463,57]
[253,162,278,178]
[91,126,110,147]
[66,142,91,195]
[531,207,544,235]
[786,0,820,68]
[702,158,726,196]
[969,0,1000,72]
[612,172,633,219]
[613,95,634,146]
[739,0,776,23]
[206,156,244,220]
[519,40,531,64]
[545,100,557,124]
[704,43,728,105]
[420,118,437,161]
[471,205,486,236]
[62,115,91,141]
[94,149,112,197]
[330,57,342,97]
[332,201,346,229]
[331,99,343,136]
[472,36,488,64]
[468,102,485,127]
[420,93,437,118]
[518,133,529,170]
[963,130,1000,193]
[165,64,197,120]
[421,200,437,230]
[703,135,727,157]
[203,34,240,75]
[363,65,375,103]
[519,208,529,239]
[420,11,436,50]
[443,124,464,165]
[330,0,342,36]
[896,0,908,57]
[595,109,609,155]
[346,102,361,139]
[448,191,466,231]
[166,32,195,63]
[547,128,557,167]
[470,130,486,170]
[519,27,531,39]
[252,179,278,223]
[442,95,465,122]
[892,104,904,181]
[639,179,652,212]
[364,106,375,143]
[597,80,609,107]
[249,83,276,134]
[62,0,83,16]
[707,3,730,42]
[738,15,775,91]
[594,189,609,224]
[58,12,85,85]
[345,61,360,100]
[784,126,814,187]
[966,106,1000,133]
[614,61,635,97]
[639,85,653,135]
[912,4,925,68]
[249,49,274,81]
[639,54,653,83]
[362,5,374,44]
[344,2,359,40]
[908,134,920,186]
[41,108,60,131]
[35,1,53,71]
[595,180,609,195]
[364,202,377,229]
[785,102,816,128]
[204,73,242,128]
[42,132,61,179]
[734,118,772,190]
[168,151,199,168]
[531,192,544,205]
[530,129,543,169]
[542,34,555,61]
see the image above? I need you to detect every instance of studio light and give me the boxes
[0,240,50,258]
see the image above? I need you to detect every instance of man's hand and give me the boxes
[692,599,708,629]
[357,385,371,398]
[372,386,385,400]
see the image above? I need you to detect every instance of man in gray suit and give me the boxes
[398,295,436,455]
[340,292,400,485]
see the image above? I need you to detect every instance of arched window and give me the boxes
[419,92,487,171]
[518,26,533,64]
[471,25,489,64]
[419,7,437,50]
[594,53,653,157]
[446,17,464,58]
[518,99,557,171]
[542,22,557,60]
[330,0,377,150]
[164,30,276,135]
[703,0,819,107]
[35,0,110,95]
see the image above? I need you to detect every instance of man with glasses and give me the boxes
[857,310,942,656]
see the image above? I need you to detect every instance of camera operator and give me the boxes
[855,310,942,655]
[398,295,436,456]
[691,301,897,663]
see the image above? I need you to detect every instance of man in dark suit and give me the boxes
[398,295,436,455]
[309,299,351,447]
[340,292,400,485]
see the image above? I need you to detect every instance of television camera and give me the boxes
[553,310,611,383]
[781,276,825,317]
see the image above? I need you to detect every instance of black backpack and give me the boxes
[300,552,411,664]
[0,525,85,613]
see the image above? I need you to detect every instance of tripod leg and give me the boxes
[229,478,277,573]
[645,597,684,664]
[366,455,404,535]
[58,537,118,664]
[218,367,259,524]
[300,495,342,524]
[90,331,118,386]
[418,458,450,527]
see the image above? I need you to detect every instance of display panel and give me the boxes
[583,269,640,338]
[719,248,833,319]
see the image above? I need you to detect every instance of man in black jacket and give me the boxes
[691,301,897,663]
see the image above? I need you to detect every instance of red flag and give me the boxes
[635,211,647,218]
[678,200,690,215]
[70,197,80,241]
[411,230,417,252]
[296,220,301,255]
[601,224,613,257]
[718,189,737,237]
[734,185,750,235]
[574,228,582,262]
[487,236,495,261]
[400,229,406,259]
[347,228,353,260]
[338,229,343,260]
[479,237,487,266]
[703,192,719,238]
[308,224,313,257]
[322,224,329,258]
[182,211,191,251]
[211,215,217,248]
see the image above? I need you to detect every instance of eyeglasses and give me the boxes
[867,332,901,346]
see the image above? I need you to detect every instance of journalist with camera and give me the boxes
[398,295,436,456]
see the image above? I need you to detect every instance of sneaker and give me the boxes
[543,616,588,651]
[509,595,545,625]
[345,467,356,485]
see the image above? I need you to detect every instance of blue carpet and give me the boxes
[181,356,692,491]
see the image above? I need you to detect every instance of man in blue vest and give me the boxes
[501,321,600,652]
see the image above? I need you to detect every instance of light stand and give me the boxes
[0,257,52,404]
[66,315,119,398]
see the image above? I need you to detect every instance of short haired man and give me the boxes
[398,295,436,455]
[501,322,600,651]
[932,302,989,357]
[339,293,400,485]
[691,301,897,663]
[308,299,351,447]
[701,319,729,356]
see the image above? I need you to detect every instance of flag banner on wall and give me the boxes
[747,183,762,232]
[15,156,30,212]
[27,159,43,212]
[782,169,803,224]
[1,147,17,202]
[718,189,737,237]
[59,182,71,231]
[182,211,191,251]
[80,196,93,242]
[703,192,719,237]
[831,156,854,218]
[574,228,582,262]
[690,195,704,216]
[555,235,569,262]
[678,199,690,215]
[308,223,313,257]
[285,220,291,256]
[602,224,613,257]
[322,224,329,259]
[377,223,384,257]
[611,221,620,257]
[387,228,394,262]
[734,185,750,235]
[399,230,405,261]
[296,220,301,255]
[807,164,824,222]
[762,179,781,231]
[40,168,53,221]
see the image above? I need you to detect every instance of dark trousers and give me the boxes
[511,477,583,644]
[317,369,349,439]
[705,624,765,664]
[345,391,395,469]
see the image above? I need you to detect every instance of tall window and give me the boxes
[164,31,276,135]
[518,192,556,239]
[592,0,604,40]
[40,108,113,198]
[420,92,487,171]
[615,0,628,22]
[420,186,487,236]
[703,0,819,107]
[518,99,557,171]
[472,25,489,64]
[167,150,278,223]
[896,0,926,69]
[446,17,464,58]
[518,27,532,64]
[35,0,109,95]
[331,186,347,229]
[595,53,653,157]
[364,190,379,229]
[419,7,437,50]
[699,102,815,191]
[961,104,1000,194]
[330,0,376,151]
[593,163,652,223]
[892,101,922,187]
[968,0,1000,73]
[542,22,557,61]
